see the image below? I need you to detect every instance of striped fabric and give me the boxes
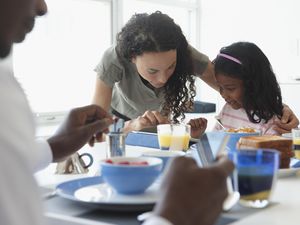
[213,103,278,135]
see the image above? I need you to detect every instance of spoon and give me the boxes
[222,178,240,211]
[215,116,226,130]
[137,211,153,223]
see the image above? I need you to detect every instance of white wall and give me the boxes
[198,0,300,117]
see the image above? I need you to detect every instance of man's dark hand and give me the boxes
[153,156,234,225]
[47,105,113,162]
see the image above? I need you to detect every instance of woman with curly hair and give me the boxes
[92,11,210,137]
[92,11,298,136]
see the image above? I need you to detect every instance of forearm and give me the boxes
[122,120,135,134]
[92,78,113,112]
[121,119,144,134]
[197,61,219,91]
[189,45,218,91]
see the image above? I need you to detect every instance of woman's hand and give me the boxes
[188,117,207,138]
[123,111,169,133]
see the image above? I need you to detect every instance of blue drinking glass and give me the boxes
[229,149,280,208]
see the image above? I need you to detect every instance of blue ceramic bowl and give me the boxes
[142,150,185,172]
[100,157,162,195]
[226,131,260,151]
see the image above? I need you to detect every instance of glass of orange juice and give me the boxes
[157,124,191,151]
[292,128,300,159]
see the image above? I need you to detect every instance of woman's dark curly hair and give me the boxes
[116,11,195,123]
[213,42,283,123]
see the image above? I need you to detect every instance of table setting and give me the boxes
[36,122,300,225]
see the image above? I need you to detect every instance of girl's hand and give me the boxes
[274,104,299,134]
[123,111,169,133]
[188,117,207,138]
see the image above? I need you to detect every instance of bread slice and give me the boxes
[238,135,293,169]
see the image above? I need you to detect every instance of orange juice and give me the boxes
[158,134,172,150]
[182,134,190,151]
[293,139,300,159]
[158,134,190,151]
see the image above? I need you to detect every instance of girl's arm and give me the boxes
[187,117,207,138]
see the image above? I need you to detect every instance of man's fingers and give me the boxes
[79,104,111,119]
[169,156,198,171]
[212,157,235,176]
[88,136,95,147]
[83,118,113,135]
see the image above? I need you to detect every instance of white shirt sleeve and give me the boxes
[0,57,47,225]
[0,147,46,225]
[34,139,53,172]
[0,62,53,173]
[142,216,173,225]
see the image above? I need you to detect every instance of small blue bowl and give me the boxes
[100,157,162,195]
[226,131,260,151]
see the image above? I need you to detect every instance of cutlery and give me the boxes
[215,116,226,130]
[109,117,124,132]
[222,178,240,211]
[195,133,240,211]
[137,211,153,223]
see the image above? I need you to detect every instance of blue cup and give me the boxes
[229,149,280,208]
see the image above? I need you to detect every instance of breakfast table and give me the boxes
[35,142,300,225]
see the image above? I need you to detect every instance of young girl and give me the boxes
[213,42,283,135]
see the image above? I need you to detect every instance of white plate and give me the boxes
[278,158,300,178]
[278,167,300,178]
[56,176,159,211]
[281,132,292,139]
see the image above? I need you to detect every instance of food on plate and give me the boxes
[105,159,149,166]
[227,127,257,133]
[238,135,293,169]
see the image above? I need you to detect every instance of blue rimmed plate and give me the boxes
[278,158,300,178]
[56,176,159,211]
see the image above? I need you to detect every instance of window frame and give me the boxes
[22,0,202,125]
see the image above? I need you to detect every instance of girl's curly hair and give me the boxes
[116,11,195,122]
[213,42,283,123]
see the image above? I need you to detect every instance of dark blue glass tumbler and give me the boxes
[229,149,280,208]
